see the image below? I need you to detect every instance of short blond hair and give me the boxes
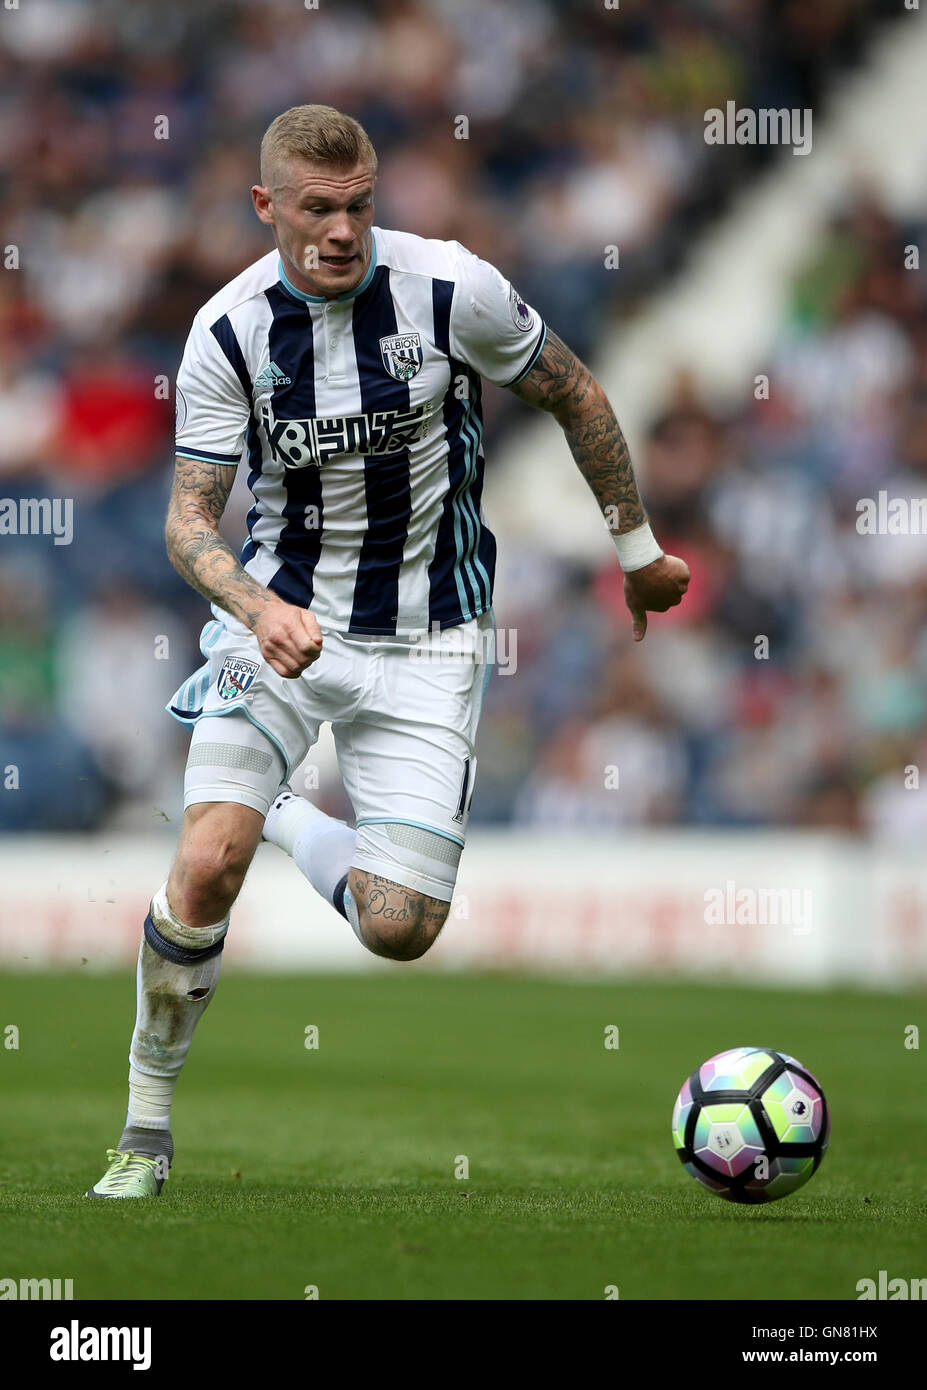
[260,105,378,192]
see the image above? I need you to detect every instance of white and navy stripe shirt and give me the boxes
[175,227,546,636]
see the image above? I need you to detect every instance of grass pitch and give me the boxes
[1,972,924,1300]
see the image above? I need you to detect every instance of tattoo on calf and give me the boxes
[348,871,449,958]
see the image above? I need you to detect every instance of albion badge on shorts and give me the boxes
[379,331,423,382]
[217,656,259,701]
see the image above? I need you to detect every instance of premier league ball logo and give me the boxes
[509,285,533,332]
[379,331,423,382]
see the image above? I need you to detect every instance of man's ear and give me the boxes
[252,184,274,225]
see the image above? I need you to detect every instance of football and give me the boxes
[672,1046,830,1204]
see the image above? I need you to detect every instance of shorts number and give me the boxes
[452,756,476,824]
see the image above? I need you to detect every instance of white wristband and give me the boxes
[613,521,663,573]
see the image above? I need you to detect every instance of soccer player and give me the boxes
[87,105,688,1197]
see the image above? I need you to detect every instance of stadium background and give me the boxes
[1,0,925,983]
[0,0,926,1305]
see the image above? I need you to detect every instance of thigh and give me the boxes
[334,614,492,902]
[198,624,312,780]
[183,617,364,792]
[184,709,287,818]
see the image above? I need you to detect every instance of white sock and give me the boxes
[125,887,227,1132]
[264,791,356,907]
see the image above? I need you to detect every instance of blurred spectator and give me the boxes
[0,0,921,839]
[0,558,106,830]
[54,581,189,820]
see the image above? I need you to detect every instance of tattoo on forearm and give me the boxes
[165,456,275,629]
[508,330,646,535]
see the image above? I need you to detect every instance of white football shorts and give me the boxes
[167,610,494,901]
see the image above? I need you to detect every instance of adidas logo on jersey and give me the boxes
[254,360,292,390]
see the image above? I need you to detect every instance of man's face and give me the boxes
[252,157,376,298]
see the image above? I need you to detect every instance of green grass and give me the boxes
[0,972,924,1300]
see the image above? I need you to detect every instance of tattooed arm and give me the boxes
[508,329,646,534]
[508,330,689,640]
[165,454,322,677]
[166,456,270,627]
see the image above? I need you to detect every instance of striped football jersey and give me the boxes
[175,226,546,635]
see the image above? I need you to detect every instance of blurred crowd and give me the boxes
[0,0,920,838]
[495,194,927,842]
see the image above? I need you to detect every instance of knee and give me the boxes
[181,834,253,895]
[352,876,450,962]
[359,903,447,961]
[171,808,261,923]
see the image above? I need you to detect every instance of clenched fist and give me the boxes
[253,599,323,677]
[623,553,690,642]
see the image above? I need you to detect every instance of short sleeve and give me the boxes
[175,312,250,464]
[449,244,546,388]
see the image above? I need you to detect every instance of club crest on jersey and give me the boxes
[379,332,423,382]
[216,656,259,702]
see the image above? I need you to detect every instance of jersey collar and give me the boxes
[278,231,378,305]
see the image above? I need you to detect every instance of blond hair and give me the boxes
[260,105,378,192]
